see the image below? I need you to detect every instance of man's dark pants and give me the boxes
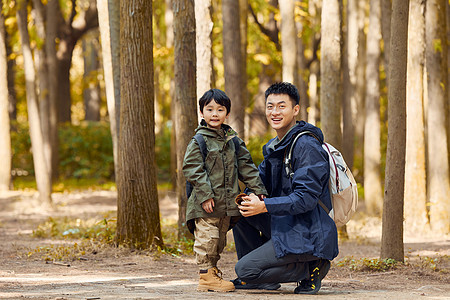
[232,213,316,284]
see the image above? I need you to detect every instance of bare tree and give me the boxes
[364,0,383,215]
[320,0,342,148]
[0,10,11,191]
[116,0,162,248]
[381,0,409,261]
[223,0,244,138]
[404,0,428,231]
[16,2,52,204]
[97,0,120,178]
[425,0,450,234]
[173,0,197,238]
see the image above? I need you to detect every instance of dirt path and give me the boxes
[0,190,448,299]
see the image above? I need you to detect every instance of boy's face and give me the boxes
[200,100,229,129]
[265,94,299,135]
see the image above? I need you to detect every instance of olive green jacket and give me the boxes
[182,121,267,232]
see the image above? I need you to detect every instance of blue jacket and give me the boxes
[260,121,339,260]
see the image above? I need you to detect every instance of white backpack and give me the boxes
[285,131,358,227]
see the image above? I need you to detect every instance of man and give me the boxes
[232,82,339,294]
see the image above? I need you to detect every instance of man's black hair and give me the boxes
[265,82,300,105]
[199,88,231,114]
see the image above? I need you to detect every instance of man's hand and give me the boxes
[202,198,215,213]
[238,194,268,217]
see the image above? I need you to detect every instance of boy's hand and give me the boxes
[238,194,267,217]
[202,198,215,213]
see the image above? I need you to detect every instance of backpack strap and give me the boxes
[284,131,316,177]
[193,134,208,161]
[231,136,240,156]
[284,131,331,215]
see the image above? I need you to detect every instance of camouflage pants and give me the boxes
[194,217,231,269]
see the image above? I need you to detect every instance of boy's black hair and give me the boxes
[199,89,231,114]
[265,82,300,105]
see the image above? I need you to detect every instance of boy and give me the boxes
[182,88,267,292]
[232,82,339,294]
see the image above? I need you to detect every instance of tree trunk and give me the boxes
[31,0,53,181]
[116,0,162,249]
[308,61,319,125]
[364,0,383,216]
[381,0,409,262]
[83,33,101,121]
[46,0,60,180]
[296,21,309,122]
[0,11,11,191]
[195,0,213,111]
[56,44,75,123]
[55,1,99,123]
[97,0,120,178]
[425,0,450,234]
[381,0,391,88]
[5,29,16,121]
[404,0,428,231]
[354,0,367,174]
[223,0,244,138]
[320,0,342,148]
[173,0,197,238]
[239,0,248,139]
[342,0,359,170]
[250,63,273,136]
[280,0,297,84]
[17,3,52,204]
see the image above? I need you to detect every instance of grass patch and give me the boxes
[336,257,400,272]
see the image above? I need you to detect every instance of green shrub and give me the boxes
[58,122,114,179]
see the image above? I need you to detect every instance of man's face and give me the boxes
[265,94,299,134]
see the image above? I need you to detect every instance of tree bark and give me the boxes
[116,0,162,249]
[364,0,383,216]
[17,3,52,204]
[223,0,244,138]
[381,0,409,261]
[0,11,11,191]
[320,0,342,148]
[97,0,120,178]
[425,0,450,234]
[404,0,428,231]
[280,0,297,84]
[173,0,197,238]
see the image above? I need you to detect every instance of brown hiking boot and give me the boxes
[197,267,235,292]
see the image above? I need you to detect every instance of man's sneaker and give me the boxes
[294,259,330,295]
[198,267,235,292]
[231,278,281,290]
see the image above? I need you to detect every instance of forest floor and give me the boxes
[0,189,449,300]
